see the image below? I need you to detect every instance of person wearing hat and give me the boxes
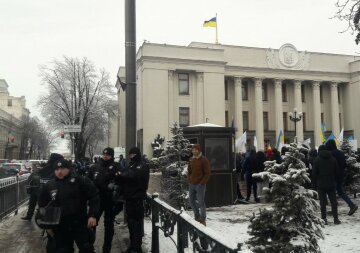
[187,144,211,226]
[37,158,100,253]
[21,153,64,221]
[87,147,122,253]
[115,147,150,253]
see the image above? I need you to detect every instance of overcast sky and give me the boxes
[0,0,359,118]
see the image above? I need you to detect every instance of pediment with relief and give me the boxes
[266,43,310,70]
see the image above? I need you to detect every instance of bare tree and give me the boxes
[38,57,115,158]
[334,0,360,44]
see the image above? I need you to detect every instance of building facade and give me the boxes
[116,42,360,157]
[0,79,30,159]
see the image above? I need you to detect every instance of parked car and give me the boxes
[0,163,30,176]
[0,159,10,167]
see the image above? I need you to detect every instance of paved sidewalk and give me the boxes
[0,206,134,253]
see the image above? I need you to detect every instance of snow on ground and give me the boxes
[144,198,360,252]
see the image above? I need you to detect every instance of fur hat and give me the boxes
[103,147,114,157]
[54,158,71,169]
[192,144,201,151]
[48,153,64,165]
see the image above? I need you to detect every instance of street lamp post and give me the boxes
[289,108,302,143]
[71,134,75,162]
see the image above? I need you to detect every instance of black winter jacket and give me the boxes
[116,158,149,200]
[87,159,120,200]
[313,150,339,189]
[38,173,100,221]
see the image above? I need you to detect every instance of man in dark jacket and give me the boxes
[21,166,41,220]
[313,145,340,225]
[38,158,100,253]
[116,147,149,253]
[87,147,122,253]
[38,153,64,186]
[326,139,358,215]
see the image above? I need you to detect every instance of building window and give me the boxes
[225,79,229,100]
[243,111,249,131]
[225,111,229,127]
[179,107,190,127]
[263,112,269,131]
[178,73,189,95]
[283,112,288,131]
[339,113,342,129]
[321,112,324,125]
[242,81,248,100]
[282,83,287,102]
[7,99,12,107]
[302,112,306,131]
[338,86,341,104]
[320,85,323,103]
[301,85,306,102]
[262,83,268,101]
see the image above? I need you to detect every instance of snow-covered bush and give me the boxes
[155,122,192,209]
[247,143,323,253]
[339,140,360,197]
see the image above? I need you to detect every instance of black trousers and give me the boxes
[48,219,95,253]
[246,176,258,200]
[318,187,338,220]
[96,199,117,253]
[126,199,144,253]
[26,194,37,217]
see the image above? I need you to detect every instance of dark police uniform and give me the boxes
[38,159,100,253]
[116,147,149,253]
[87,148,122,253]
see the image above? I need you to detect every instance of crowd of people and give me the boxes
[21,147,149,253]
[235,139,358,224]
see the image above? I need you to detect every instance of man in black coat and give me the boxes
[313,145,340,225]
[37,158,100,253]
[326,139,358,216]
[116,147,149,253]
[21,153,64,221]
[87,147,122,253]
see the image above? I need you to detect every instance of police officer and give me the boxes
[116,147,149,253]
[21,166,41,220]
[88,147,122,253]
[37,158,100,253]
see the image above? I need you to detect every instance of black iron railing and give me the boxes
[145,193,242,253]
[0,174,30,220]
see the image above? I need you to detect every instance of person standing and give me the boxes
[116,147,150,253]
[326,139,358,215]
[21,166,41,220]
[243,149,258,202]
[119,154,126,172]
[313,145,341,225]
[88,147,122,253]
[37,158,100,253]
[187,144,211,225]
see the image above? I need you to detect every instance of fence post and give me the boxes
[14,175,19,215]
[151,193,160,253]
[177,214,185,253]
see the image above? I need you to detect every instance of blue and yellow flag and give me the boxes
[203,17,217,27]
[320,122,326,143]
[326,133,339,146]
[276,129,284,149]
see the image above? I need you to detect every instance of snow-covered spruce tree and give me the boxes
[247,143,323,253]
[156,122,192,209]
[339,140,360,198]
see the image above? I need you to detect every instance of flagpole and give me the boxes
[215,13,219,44]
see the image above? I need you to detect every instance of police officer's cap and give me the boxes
[54,158,71,169]
[103,147,114,157]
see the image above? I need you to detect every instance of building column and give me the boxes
[234,76,243,139]
[168,70,175,127]
[294,80,304,141]
[312,81,322,147]
[196,73,204,123]
[330,82,340,137]
[274,79,283,144]
[254,78,264,150]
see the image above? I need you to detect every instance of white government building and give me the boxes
[116,42,360,157]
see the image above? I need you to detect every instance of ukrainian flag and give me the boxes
[203,17,217,27]
[326,133,339,146]
[320,123,326,143]
[276,129,284,149]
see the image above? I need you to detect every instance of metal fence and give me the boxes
[145,193,242,253]
[0,174,30,220]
